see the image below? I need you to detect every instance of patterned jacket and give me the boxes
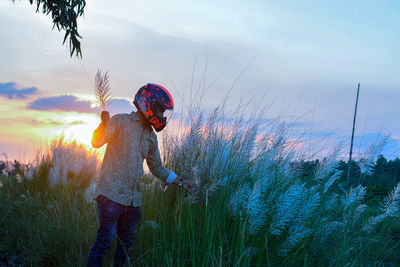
[92,111,176,206]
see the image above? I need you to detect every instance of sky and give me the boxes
[0,0,399,161]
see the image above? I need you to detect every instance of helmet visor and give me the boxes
[163,109,173,125]
[152,101,173,125]
[146,100,174,131]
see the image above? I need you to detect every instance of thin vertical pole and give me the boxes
[347,83,360,189]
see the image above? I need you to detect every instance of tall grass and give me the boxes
[158,108,400,266]
[0,137,99,266]
[0,109,399,266]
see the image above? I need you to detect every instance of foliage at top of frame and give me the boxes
[13,0,86,58]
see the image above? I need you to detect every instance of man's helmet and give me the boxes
[133,83,174,132]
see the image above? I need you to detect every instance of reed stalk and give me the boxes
[94,69,112,111]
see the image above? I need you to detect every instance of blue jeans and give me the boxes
[87,195,142,267]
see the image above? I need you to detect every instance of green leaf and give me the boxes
[63,29,71,45]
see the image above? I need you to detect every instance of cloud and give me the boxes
[26,95,136,115]
[32,118,86,127]
[0,82,38,99]
[30,118,64,127]
[33,119,86,126]
[68,120,86,126]
[27,95,95,113]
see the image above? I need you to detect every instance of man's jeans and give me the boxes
[87,195,142,267]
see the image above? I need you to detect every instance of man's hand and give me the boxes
[92,111,110,148]
[173,176,195,194]
[101,111,110,125]
[182,179,195,194]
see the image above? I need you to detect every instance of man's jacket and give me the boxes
[92,111,173,206]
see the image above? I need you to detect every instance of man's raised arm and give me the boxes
[92,111,110,148]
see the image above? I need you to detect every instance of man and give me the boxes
[87,83,193,267]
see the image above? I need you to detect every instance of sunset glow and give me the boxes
[0,92,106,160]
[53,113,100,147]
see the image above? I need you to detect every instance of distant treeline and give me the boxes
[300,155,400,199]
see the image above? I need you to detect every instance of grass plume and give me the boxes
[94,69,112,111]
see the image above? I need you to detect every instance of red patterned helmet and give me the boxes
[133,83,174,132]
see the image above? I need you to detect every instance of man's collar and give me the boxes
[131,111,153,131]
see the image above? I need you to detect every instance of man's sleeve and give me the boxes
[91,115,118,148]
[146,133,177,184]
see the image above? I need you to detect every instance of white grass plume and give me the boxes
[381,183,400,216]
[246,180,268,235]
[94,69,112,111]
[362,183,400,233]
[358,135,389,175]
[270,184,306,236]
[342,185,366,211]
[47,136,98,188]
[314,143,342,181]
[279,226,313,256]
[323,170,342,193]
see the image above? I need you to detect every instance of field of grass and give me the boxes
[1,109,399,266]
